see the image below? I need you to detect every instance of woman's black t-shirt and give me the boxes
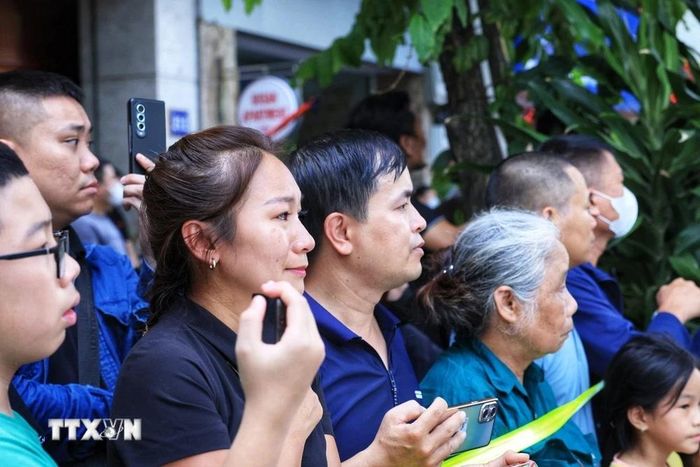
[109,297,331,466]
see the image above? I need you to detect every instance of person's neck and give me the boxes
[617,440,670,467]
[590,229,613,266]
[0,364,16,416]
[188,280,246,333]
[479,327,533,384]
[305,259,384,339]
[92,199,109,215]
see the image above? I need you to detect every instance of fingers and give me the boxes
[235,295,267,353]
[120,173,146,211]
[384,399,426,425]
[136,153,156,172]
[425,410,466,463]
[260,281,316,339]
[412,397,456,432]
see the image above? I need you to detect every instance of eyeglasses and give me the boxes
[0,231,69,279]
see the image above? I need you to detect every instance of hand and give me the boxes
[656,277,700,322]
[366,397,466,467]
[235,281,325,418]
[120,153,155,211]
[480,451,532,467]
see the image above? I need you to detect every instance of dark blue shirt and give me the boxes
[569,262,692,378]
[306,293,419,461]
[110,297,330,466]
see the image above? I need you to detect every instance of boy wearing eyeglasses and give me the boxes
[0,143,81,465]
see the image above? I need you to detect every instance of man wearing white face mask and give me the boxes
[71,159,139,265]
[542,135,700,378]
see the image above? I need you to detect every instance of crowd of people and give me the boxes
[0,69,699,467]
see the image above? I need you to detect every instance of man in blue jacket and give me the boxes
[0,70,150,462]
[541,135,700,378]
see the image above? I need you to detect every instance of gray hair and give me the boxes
[420,208,561,340]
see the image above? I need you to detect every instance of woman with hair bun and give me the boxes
[420,209,599,466]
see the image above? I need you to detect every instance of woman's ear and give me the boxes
[541,205,557,221]
[322,212,354,256]
[181,220,216,265]
[626,405,649,433]
[492,285,523,325]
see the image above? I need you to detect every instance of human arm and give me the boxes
[11,371,112,427]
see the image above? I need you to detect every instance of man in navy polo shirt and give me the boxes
[288,130,467,465]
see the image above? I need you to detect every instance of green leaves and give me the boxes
[669,254,700,282]
[408,14,436,61]
[422,0,453,30]
[220,0,262,14]
[454,0,468,27]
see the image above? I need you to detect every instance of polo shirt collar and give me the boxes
[305,292,400,346]
[468,339,544,398]
[181,296,238,365]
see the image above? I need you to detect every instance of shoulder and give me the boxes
[566,263,598,284]
[420,346,488,405]
[118,317,207,386]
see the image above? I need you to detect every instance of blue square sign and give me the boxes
[169,109,189,136]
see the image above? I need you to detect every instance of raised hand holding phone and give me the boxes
[236,281,324,409]
[229,282,325,467]
[127,98,165,174]
[122,98,164,212]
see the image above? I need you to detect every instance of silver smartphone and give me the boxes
[450,397,498,454]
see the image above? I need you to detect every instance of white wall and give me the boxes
[199,0,422,72]
[156,0,199,148]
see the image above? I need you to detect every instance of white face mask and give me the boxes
[592,186,638,237]
[108,183,124,207]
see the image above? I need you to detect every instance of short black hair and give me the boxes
[601,335,698,464]
[346,91,416,143]
[540,134,614,188]
[485,152,577,212]
[288,129,407,262]
[0,142,30,232]
[0,70,83,141]
[0,142,29,188]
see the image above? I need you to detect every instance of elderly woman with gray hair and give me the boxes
[419,209,599,466]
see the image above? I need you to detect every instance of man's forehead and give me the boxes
[372,169,410,195]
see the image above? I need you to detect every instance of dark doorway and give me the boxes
[0,0,79,82]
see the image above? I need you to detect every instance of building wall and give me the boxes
[199,0,422,72]
[81,0,198,173]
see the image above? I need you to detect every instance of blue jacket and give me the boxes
[568,262,691,378]
[12,244,148,453]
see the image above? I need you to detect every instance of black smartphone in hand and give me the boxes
[127,97,166,175]
[257,296,287,344]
